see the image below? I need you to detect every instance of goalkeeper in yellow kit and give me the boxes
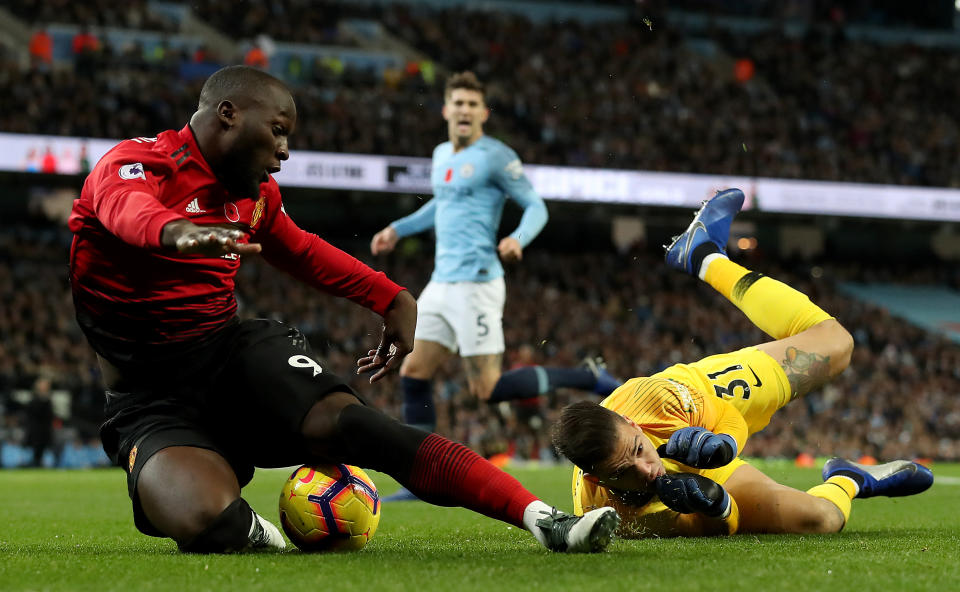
[553,189,933,538]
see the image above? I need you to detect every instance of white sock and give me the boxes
[522,500,556,546]
[698,252,728,280]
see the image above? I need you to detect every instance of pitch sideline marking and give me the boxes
[933,476,960,485]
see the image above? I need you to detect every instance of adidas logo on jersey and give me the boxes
[185,198,205,214]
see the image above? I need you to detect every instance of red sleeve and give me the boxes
[87,149,186,249]
[256,192,404,315]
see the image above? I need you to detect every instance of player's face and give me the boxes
[222,85,297,198]
[591,419,666,492]
[442,88,489,146]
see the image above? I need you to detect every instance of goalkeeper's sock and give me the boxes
[702,257,833,340]
[807,477,856,527]
[488,366,596,402]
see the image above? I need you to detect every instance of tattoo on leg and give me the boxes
[782,347,831,399]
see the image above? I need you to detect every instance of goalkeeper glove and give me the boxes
[655,473,731,518]
[658,426,737,469]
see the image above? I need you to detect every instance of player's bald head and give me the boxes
[190,65,296,200]
[198,65,290,108]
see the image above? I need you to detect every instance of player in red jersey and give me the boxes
[69,65,618,554]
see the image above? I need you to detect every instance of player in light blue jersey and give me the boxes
[371,73,620,501]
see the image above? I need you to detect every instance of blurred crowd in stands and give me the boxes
[1,0,958,468]
[2,0,960,187]
[668,0,956,28]
[188,0,363,46]
[2,223,958,468]
[7,0,177,32]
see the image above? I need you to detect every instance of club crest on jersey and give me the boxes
[251,196,266,228]
[224,201,240,223]
[444,168,453,182]
[118,163,145,180]
[459,163,475,178]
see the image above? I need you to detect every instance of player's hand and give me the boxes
[161,220,262,256]
[658,427,737,469]
[497,237,523,263]
[357,289,416,383]
[655,473,731,518]
[370,226,399,255]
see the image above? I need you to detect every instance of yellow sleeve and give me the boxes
[603,377,748,455]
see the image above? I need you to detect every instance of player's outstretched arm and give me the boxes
[370,225,399,255]
[372,199,438,255]
[356,289,416,383]
[161,219,262,256]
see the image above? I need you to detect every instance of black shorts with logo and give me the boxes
[82,317,358,537]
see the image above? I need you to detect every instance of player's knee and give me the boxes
[301,391,363,442]
[467,370,500,401]
[177,497,254,553]
[468,379,495,401]
[795,502,845,534]
[399,355,433,380]
[137,447,241,545]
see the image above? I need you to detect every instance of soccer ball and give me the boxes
[278,463,381,552]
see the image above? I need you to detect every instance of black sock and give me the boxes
[488,366,597,402]
[178,498,253,554]
[831,469,865,495]
[489,366,544,402]
[336,403,429,478]
[401,376,435,432]
[691,242,720,276]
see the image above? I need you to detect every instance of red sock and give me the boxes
[407,434,537,527]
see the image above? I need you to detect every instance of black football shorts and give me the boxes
[90,318,359,536]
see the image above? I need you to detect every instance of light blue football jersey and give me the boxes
[391,136,548,283]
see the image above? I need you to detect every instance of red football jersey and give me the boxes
[69,125,403,344]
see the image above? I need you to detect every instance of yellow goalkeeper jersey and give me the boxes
[572,346,792,537]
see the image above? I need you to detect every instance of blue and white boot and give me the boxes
[822,458,934,498]
[664,188,745,275]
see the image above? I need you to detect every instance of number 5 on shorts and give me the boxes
[476,313,489,337]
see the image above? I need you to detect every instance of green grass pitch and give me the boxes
[2,460,958,591]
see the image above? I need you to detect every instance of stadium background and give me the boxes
[1,0,959,472]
